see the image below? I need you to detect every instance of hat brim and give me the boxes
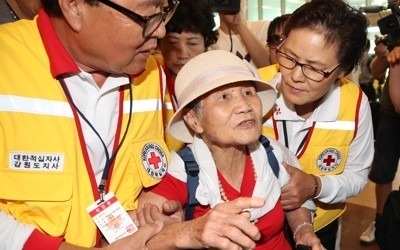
[167,74,276,144]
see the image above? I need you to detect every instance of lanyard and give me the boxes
[282,120,312,156]
[59,78,133,202]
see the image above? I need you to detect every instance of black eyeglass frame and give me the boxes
[97,0,179,37]
[267,34,285,49]
[275,48,341,82]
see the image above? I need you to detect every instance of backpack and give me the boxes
[177,135,280,220]
[377,186,400,250]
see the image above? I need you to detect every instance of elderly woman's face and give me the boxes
[192,81,263,146]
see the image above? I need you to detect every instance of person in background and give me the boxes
[139,50,324,250]
[0,0,41,23]
[211,0,270,68]
[259,0,374,249]
[267,14,291,65]
[387,45,400,111]
[358,38,382,140]
[359,39,377,102]
[158,0,218,151]
[359,37,400,247]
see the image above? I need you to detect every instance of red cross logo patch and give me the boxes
[316,148,342,172]
[141,143,167,179]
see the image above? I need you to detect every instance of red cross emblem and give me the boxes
[322,154,336,166]
[148,152,161,169]
[141,142,168,179]
[317,148,342,172]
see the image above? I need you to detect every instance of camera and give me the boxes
[209,0,240,13]
[377,0,400,49]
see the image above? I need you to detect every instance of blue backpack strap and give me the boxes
[176,147,199,221]
[259,135,280,178]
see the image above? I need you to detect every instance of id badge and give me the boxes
[86,192,138,244]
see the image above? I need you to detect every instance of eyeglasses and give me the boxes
[267,34,285,49]
[276,49,341,82]
[97,0,179,37]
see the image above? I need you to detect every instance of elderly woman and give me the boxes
[259,0,374,249]
[139,50,324,250]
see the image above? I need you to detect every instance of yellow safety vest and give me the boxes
[0,19,169,246]
[259,65,361,231]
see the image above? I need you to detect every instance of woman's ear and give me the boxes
[183,109,203,134]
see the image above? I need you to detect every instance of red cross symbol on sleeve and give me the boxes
[323,154,336,166]
[148,151,161,169]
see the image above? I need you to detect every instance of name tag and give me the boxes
[86,192,138,244]
[9,152,64,171]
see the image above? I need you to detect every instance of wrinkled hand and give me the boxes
[102,220,163,250]
[161,199,184,221]
[137,203,181,227]
[295,226,326,250]
[281,163,314,210]
[189,197,264,250]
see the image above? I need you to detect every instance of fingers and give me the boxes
[136,203,160,226]
[127,210,139,226]
[295,229,325,250]
[162,200,182,215]
[282,162,296,175]
[135,220,164,242]
[161,200,185,221]
[280,168,311,210]
[199,197,264,248]
[218,196,265,213]
[137,203,181,228]
[107,220,163,249]
[387,47,400,64]
[197,211,259,249]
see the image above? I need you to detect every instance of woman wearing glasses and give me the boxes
[259,0,374,249]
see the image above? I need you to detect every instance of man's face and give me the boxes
[72,0,169,75]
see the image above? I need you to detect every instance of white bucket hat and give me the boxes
[167,50,277,143]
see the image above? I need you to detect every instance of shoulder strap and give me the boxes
[176,147,199,221]
[259,135,280,178]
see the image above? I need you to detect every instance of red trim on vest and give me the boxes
[37,8,80,78]
[164,67,175,97]
[272,116,279,140]
[297,122,316,159]
[23,229,64,250]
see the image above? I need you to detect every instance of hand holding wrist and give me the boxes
[310,175,319,199]
[293,222,314,242]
